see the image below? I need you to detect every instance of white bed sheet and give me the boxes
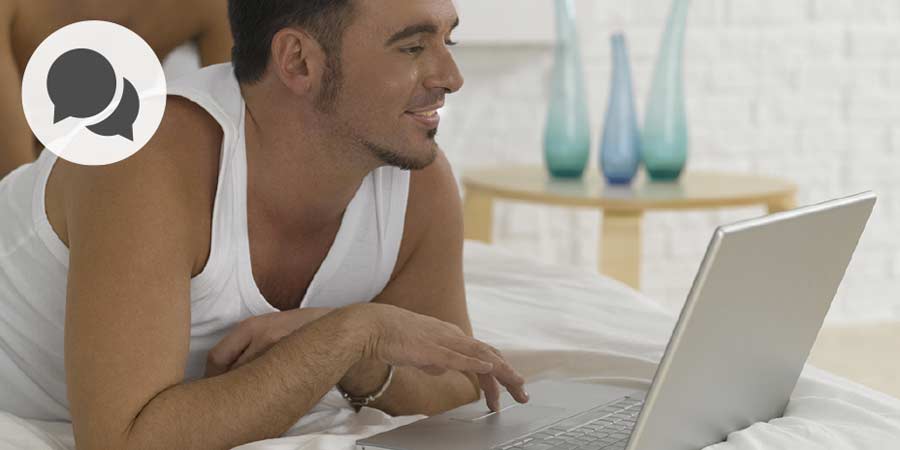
[2,241,899,449]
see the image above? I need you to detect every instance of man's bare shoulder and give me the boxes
[374,151,469,331]
[151,95,224,169]
[52,96,223,272]
[58,96,221,201]
[393,150,463,275]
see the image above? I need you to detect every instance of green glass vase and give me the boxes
[543,0,590,179]
[642,0,690,182]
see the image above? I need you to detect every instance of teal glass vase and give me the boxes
[543,0,590,179]
[600,33,641,185]
[642,0,690,182]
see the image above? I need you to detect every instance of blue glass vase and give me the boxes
[642,0,690,182]
[543,0,590,179]
[600,33,641,185]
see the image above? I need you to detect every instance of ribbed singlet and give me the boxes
[0,63,410,421]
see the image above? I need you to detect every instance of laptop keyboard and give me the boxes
[491,396,643,450]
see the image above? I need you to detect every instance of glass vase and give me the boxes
[543,0,590,179]
[600,33,641,185]
[642,0,690,182]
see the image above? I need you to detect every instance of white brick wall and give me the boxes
[440,0,900,323]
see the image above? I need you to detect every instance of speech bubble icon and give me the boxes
[46,48,117,123]
[87,77,140,141]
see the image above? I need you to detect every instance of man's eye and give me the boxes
[402,40,457,55]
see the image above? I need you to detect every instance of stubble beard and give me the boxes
[362,130,439,171]
[317,56,440,171]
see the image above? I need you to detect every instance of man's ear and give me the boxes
[269,27,327,98]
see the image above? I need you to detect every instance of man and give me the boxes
[0,0,528,449]
[0,0,234,178]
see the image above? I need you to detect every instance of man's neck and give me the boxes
[241,81,380,236]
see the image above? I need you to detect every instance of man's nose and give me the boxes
[424,46,464,94]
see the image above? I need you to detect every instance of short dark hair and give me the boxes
[228,0,355,84]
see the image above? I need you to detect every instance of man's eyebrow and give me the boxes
[384,17,460,47]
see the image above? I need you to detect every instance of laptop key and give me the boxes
[521,442,555,450]
[581,443,608,450]
[552,443,580,450]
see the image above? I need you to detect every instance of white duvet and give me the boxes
[2,242,899,449]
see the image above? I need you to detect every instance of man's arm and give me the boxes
[0,3,39,179]
[339,151,523,416]
[64,102,367,450]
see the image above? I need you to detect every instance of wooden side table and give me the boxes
[462,167,797,290]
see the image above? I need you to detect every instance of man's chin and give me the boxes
[365,139,438,171]
[414,146,439,170]
[395,145,438,171]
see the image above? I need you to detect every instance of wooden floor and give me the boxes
[807,322,900,399]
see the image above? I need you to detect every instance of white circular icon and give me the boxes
[21,21,167,166]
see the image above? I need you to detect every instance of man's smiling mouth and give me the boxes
[405,106,441,128]
[409,110,438,118]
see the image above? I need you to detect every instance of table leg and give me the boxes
[600,211,644,290]
[463,189,494,243]
[767,194,797,214]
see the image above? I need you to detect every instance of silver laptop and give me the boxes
[358,192,876,450]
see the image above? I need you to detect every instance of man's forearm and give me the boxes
[340,358,479,417]
[120,308,367,450]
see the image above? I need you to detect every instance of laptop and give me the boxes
[357,191,876,450]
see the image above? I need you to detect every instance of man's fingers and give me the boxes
[446,338,504,366]
[205,329,252,377]
[479,373,501,412]
[431,347,494,374]
[485,344,528,400]
[421,365,447,376]
[475,347,528,404]
[443,338,528,404]
[231,341,265,369]
[485,344,504,358]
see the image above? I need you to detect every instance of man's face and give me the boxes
[317,0,463,170]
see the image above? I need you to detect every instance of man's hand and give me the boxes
[348,303,529,412]
[205,307,334,377]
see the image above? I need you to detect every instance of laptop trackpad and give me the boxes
[449,404,567,428]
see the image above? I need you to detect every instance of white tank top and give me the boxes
[0,63,411,421]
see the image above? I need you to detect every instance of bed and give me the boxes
[2,242,899,449]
